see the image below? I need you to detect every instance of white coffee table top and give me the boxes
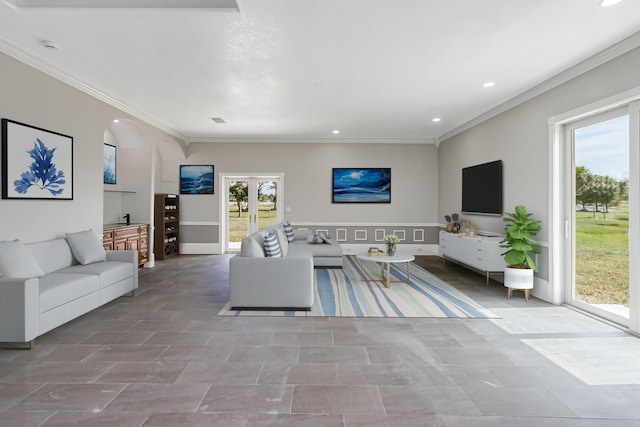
[356,252,415,263]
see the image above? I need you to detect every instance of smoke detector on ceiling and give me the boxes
[210,117,226,124]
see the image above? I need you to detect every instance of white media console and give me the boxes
[439,230,507,285]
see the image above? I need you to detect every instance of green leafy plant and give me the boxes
[500,205,542,269]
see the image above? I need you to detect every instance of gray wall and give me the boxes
[4,38,640,266]
[439,45,640,282]
[161,142,439,246]
[0,51,180,243]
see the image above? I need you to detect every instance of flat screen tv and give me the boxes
[461,160,502,215]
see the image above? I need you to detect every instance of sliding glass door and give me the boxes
[566,109,630,324]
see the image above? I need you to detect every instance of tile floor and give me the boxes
[1,255,640,426]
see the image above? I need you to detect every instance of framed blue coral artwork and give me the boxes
[1,119,73,200]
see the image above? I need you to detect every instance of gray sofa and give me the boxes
[0,232,138,349]
[229,223,342,310]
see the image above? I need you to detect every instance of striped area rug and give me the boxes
[218,255,497,318]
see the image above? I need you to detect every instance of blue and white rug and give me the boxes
[218,256,497,318]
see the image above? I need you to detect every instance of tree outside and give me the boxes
[574,113,629,309]
[228,180,278,243]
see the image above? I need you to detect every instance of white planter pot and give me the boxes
[504,266,534,301]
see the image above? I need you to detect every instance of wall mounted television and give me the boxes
[461,160,502,215]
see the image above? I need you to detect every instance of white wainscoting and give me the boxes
[179,243,220,254]
[340,244,439,256]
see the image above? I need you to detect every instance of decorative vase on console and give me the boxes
[384,234,400,256]
[452,213,461,233]
[444,215,453,232]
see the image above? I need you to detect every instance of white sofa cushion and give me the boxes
[66,230,106,265]
[26,239,76,274]
[39,273,100,313]
[240,236,265,257]
[56,261,134,289]
[0,240,45,278]
[275,229,289,257]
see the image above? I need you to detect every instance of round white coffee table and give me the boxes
[356,252,415,288]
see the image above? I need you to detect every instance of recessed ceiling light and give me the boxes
[332,130,340,134]
[482,82,495,88]
[113,119,119,123]
[600,0,623,6]
[432,118,441,123]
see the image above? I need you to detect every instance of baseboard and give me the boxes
[179,243,220,254]
[340,243,439,256]
[178,243,438,257]
[532,276,553,304]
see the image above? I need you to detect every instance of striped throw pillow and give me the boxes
[283,221,295,243]
[263,232,282,257]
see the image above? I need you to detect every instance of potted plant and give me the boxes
[384,234,400,256]
[500,205,541,300]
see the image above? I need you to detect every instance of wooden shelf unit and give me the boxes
[154,194,180,260]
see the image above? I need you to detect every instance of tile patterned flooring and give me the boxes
[1,254,640,426]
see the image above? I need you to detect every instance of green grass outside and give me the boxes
[575,207,629,306]
[228,203,278,242]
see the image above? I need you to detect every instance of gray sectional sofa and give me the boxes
[0,231,138,349]
[229,222,342,310]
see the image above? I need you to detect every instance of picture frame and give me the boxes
[180,165,214,194]
[103,143,116,184]
[2,119,73,200]
[332,167,391,203]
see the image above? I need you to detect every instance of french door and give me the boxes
[221,174,283,252]
[564,108,633,326]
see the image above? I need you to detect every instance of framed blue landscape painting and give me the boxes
[104,143,116,184]
[180,165,214,194]
[332,168,391,203]
[2,119,73,200]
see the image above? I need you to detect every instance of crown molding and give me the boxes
[3,0,238,8]
[186,136,436,145]
[438,30,640,143]
[0,36,186,142]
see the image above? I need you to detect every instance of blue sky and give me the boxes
[575,115,629,181]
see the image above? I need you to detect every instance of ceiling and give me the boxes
[1,0,640,144]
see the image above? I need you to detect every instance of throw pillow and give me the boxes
[307,233,323,244]
[319,232,333,245]
[65,230,107,265]
[240,236,265,257]
[263,232,282,257]
[0,240,45,278]
[283,221,295,244]
[275,229,289,257]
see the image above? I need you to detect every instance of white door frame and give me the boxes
[219,172,284,253]
[549,87,640,333]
